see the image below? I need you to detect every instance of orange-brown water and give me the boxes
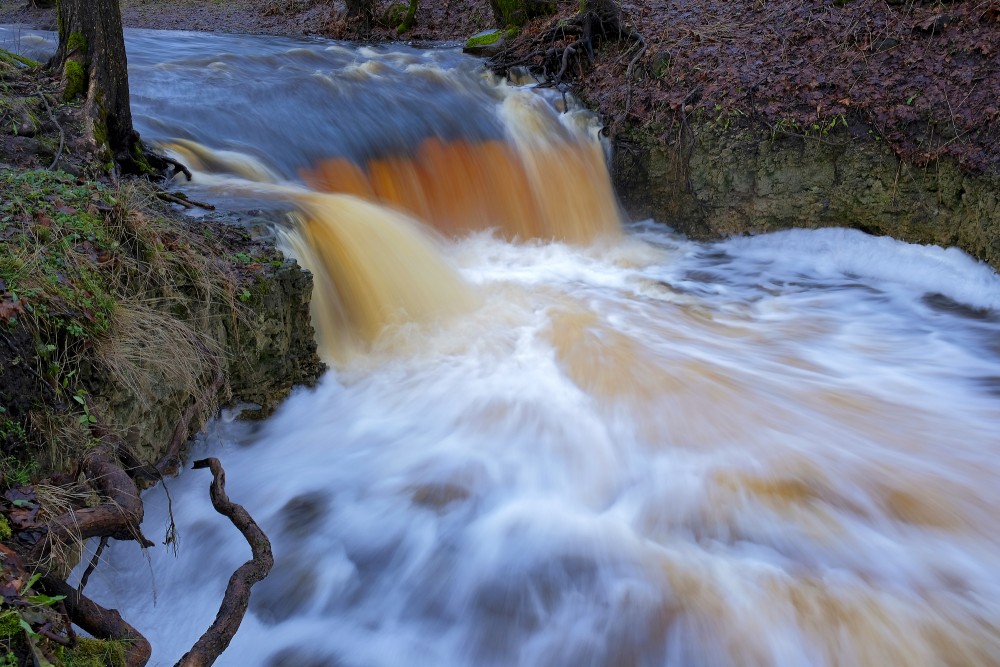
[302,136,621,244]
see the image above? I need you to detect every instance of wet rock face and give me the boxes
[226,258,325,417]
[95,255,324,467]
[613,123,1000,272]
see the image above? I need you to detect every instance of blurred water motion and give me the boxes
[68,29,1000,667]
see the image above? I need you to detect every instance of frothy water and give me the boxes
[5,25,995,667]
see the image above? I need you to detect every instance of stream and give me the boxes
[4,26,1000,667]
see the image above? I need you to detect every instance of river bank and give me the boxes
[0,45,322,665]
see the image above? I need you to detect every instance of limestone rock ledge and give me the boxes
[92,256,325,468]
[614,122,1000,272]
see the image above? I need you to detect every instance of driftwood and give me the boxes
[174,458,274,667]
[156,189,217,211]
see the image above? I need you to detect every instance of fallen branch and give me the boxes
[156,189,217,211]
[174,458,273,667]
[41,575,152,667]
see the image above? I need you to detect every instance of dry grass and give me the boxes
[94,300,219,411]
[33,481,94,576]
[30,410,91,478]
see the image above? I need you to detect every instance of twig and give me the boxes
[37,624,73,647]
[174,458,273,667]
[36,89,64,171]
[77,535,109,594]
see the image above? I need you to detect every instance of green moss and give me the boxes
[379,0,416,32]
[0,169,119,352]
[66,32,86,54]
[131,143,157,176]
[0,49,40,69]
[0,611,21,638]
[465,29,502,49]
[491,0,555,27]
[60,637,127,667]
[0,516,10,541]
[398,0,418,32]
[62,60,85,101]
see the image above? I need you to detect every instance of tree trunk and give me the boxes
[344,0,375,29]
[49,0,142,169]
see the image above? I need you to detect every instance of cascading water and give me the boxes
[6,25,999,667]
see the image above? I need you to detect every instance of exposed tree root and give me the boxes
[31,431,154,570]
[489,0,644,134]
[17,377,271,666]
[144,148,193,181]
[40,575,153,667]
[174,457,274,667]
[491,0,642,86]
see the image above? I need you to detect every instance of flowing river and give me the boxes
[5,26,1000,667]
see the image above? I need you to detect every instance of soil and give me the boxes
[2,0,997,175]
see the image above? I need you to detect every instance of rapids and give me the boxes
[4,25,1000,667]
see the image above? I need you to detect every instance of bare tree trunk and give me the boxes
[49,0,142,170]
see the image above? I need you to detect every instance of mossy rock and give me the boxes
[464,29,505,56]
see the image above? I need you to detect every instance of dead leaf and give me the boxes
[0,298,24,322]
[913,14,950,34]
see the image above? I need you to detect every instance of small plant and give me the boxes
[72,390,97,426]
[0,456,35,486]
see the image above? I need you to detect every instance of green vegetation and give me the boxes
[65,32,87,54]
[59,638,128,667]
[0,49,40,69]
[1,169,119,341]
[61,60,85,101]
[379,0,418,33]
[465,29,502,49]
[0,168,259,471]
[489,0,556,27]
